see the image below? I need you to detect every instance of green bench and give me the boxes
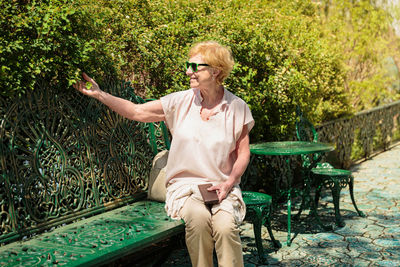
[0,84,184,266]
[0,83,281,265]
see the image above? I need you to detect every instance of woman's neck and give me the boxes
[200,85,224,109]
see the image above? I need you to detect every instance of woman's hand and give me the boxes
[207,180,235,203]
[73,73,102,99]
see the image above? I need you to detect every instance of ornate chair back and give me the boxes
[295,106,318,143]
[295,106,320,168]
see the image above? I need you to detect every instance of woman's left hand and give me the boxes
[207,181,234,203]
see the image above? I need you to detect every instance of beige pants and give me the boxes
[179,196,244,267]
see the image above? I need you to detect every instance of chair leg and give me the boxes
[293,195,305,220]
[331,181,345,227]
[264,206,282,249]
[309,183,333,231]
[294,170,311,220]
[315,186,321,209]
[251,207,266,264]
[349,175,365,217]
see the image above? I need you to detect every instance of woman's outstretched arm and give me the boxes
[74,73,165,123]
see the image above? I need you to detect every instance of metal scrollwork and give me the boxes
[317,100,400,168]
[0,82,160,244]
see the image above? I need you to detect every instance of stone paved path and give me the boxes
[162,145,400,266]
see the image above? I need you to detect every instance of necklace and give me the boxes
[200,105,215,121]
[199,88,224,121]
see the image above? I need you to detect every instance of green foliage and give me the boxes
[76,0,352,141]
[318,0,400,110]
[0,0,114,98]
[2,0,398,142]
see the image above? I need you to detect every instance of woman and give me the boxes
[74,41,254,267]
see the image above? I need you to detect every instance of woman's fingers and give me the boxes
[207,183,231,203]
[82,73,100,90]
[73,80,84,91]
[217,190,227,203]
[73,73,101,97]
[82,72,97,85]
[207,185,218,191]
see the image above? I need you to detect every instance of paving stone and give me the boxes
[348,237,377,255]
[314,232,344,241]
[383,227,400,236]
[335,225,359,236]
[325,248,351,260]
[385,248,400,260]
[359,251,384,261]
[345,236,361,243]
[302,246,325,256]
[303,254,340,265]
[380,250,392,257]
[282,249,306,260]
[363,224,384,239]
[376,218,400,227]
[348,225,368,235]
[377,260,400,267]
[268,252,283,263]
[301,234,322,246]
[352,258,371,266]
[373,238,400,247]
[345,248,361,258]
[279,259,305,266]
[318,240,348,249]
[371,201,395,208]
[356,203,377,211]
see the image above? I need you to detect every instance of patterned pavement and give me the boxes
[161,144,400,266]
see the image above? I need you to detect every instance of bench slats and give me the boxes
[0,201,185,266]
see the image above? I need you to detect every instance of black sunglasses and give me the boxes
[185,62,209,72]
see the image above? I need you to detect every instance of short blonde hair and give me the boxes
[188,41,234,85]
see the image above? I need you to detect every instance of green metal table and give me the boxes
[250,141,334,246]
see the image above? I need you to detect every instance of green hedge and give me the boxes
[0,0,115,98]
[74,0,352,141]
[1,0,398,142]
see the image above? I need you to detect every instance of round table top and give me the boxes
[250,141,334,156]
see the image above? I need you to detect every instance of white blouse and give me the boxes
[160,88,254,223]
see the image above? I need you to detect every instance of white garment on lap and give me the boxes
[165,177,245,224]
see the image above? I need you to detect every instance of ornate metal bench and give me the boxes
[0,83,184,266]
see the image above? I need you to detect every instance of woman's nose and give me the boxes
[186,67,193,76]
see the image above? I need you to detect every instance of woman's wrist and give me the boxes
[96,90,107,101]
[225,177,238,187]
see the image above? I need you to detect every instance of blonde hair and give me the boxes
[188,41,234,85]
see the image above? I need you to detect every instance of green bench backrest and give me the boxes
[0,82,168,244]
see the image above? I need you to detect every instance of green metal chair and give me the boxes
[295,107,365,227]
[242,191,281,263]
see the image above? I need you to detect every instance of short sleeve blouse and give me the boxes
[161,88,254,184]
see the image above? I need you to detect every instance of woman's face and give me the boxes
[186,54,215,90]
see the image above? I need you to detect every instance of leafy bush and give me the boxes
[0,0,115,98]
[2,0,398,142]
[76,0,353,141]
[318,0,400,110]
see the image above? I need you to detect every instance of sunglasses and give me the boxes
[185,62,209,72]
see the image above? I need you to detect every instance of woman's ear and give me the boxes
[213,69,221,78]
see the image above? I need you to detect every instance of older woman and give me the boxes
[74,41,254,267]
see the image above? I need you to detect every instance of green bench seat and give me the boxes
[0,201,184,266]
